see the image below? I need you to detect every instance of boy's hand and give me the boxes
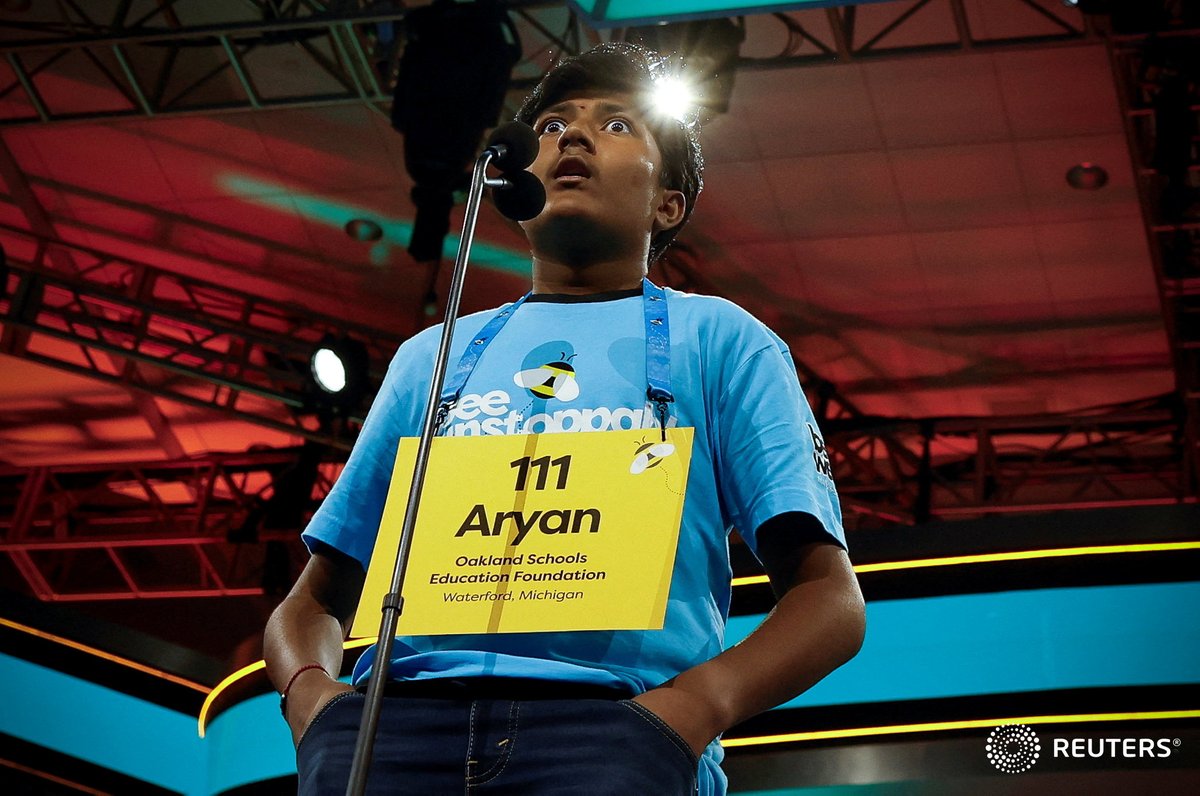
[285,669,355,747]
[630,686,723,758]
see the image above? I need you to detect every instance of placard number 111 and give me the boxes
[510,455,572,491]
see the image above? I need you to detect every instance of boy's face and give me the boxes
[519,91,684,259]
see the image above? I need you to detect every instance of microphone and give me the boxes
[482,121,545,221]
[484,121,538,171]
[491,169,546,221]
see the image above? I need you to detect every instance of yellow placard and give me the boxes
[351,427,693,637]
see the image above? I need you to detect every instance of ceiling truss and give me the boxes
[0,224,404,450]
[0,449,340,601]
[1,1,1193,604]
[827,397,1191,526]
[0,1,1098,127]
[0,395,1187,600]
[1107,23,1200,494]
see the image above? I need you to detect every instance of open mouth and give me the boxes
[552,157,591,182]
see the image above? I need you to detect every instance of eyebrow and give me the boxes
[539,100,634,119]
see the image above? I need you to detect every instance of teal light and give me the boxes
[204,683,347,793]
[218,174,531,276]
[569,0,894,27]
[3,581,1197,793]
[726,580,1200,710]
[729,792,916,796]
[0,652,204,793]
[734,787,925,796]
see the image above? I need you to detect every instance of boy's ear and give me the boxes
[652,188,687,234]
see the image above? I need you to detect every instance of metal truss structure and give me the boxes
[2,234,1189,598]
[0,223,404,449]
[728,0,1098,71]
[825,396,1191,526]
[0,234,1186,601]
[657,246,1195,530]
[0,394,1187,600]
[1,0,1194,601]
[0,0,1098,127]
[1106,14,1200,496]
[0,449,341,601]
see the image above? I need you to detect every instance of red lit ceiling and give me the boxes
[0,1,1168,470]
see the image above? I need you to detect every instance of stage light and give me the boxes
[311,346,347,393]
[308,334,369,408]
[651,74,698,122]
[626,18,745,116]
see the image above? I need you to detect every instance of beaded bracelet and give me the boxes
[279,663,327,718]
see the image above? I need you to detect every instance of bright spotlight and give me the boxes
[626,18,745,116]
[311,347,348,394]
[651,75,697,122]
[307,334,369,410]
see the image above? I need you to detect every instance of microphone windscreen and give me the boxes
[492,169,546,221]
[486,122,539,171]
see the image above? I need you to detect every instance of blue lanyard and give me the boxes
[437,278,675,438]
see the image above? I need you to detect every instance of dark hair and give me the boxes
[515,42,704,264]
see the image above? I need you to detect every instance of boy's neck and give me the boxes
[530,256,647,295]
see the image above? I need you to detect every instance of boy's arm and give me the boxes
[264,547,366,745]
[632,511,866,756]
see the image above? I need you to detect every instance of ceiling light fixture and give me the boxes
[308,334,370,409]
[625,17,745,117]
[650,74,699,123]
[344,218,383,242]
[1066,162,1109,190]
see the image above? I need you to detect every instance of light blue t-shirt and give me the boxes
[302,286,847,795]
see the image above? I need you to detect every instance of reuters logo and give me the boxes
[986,724,1041,774]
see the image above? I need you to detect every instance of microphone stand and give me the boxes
[345,147,509,796]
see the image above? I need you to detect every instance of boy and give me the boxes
[265,42,865,795]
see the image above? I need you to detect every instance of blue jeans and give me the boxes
[296,690,700,794]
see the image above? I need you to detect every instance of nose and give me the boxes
[556,120,594,154]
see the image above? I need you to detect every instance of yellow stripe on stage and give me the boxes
[721,709,1200,748]
[730,540,1200,587]
[8,540,1197,738]
[0,616,208,693]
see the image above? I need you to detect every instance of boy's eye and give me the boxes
[604,119,632,133]
[539,119,566,134]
